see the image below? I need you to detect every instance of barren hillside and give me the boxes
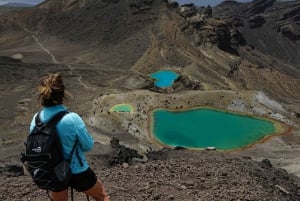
[0,0,299,200]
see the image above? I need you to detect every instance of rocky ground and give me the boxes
[1,145,300,201]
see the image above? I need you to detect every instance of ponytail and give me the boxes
[38,73,65,106]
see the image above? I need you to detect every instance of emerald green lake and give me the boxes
[151,108,276,150]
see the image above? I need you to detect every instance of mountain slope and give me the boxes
[0,0,299,126]
[214,0,300,69]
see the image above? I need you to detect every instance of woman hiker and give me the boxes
[30,73,109,201]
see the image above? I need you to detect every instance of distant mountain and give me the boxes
[1,2,34,7]
[0,3,28,14]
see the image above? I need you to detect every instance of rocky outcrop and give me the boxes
[177,3,246,54]
[214,0,300,68]
[109,137,143,166]
[248,15,266,28]
[205,19,237,52]
[129,0,169,14]
[277,4,300,41]
[190,18,245,53]
[280,4,300,21]
[281,25,300,41]
[245,0,275,16]
[179,4,198,18]
[129,0,154,14]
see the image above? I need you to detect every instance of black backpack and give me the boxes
[20,110,76,192]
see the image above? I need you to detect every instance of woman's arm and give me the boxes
[71,112,94,152]
[77,126,94,152]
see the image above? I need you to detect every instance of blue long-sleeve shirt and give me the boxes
[30,105,94,174]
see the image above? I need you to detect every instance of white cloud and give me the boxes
[0,1,8,5]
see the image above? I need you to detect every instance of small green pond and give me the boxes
[110,104,133,112]
[151,108,279,150]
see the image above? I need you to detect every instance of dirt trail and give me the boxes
[7,18,58,64]
[29,31,58,64]
[67,64,95,90]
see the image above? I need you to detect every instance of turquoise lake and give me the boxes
[151,108,276,150]
[150,70,179,88]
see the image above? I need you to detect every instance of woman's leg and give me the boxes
[51,189,68,201]
[83,180,109,201]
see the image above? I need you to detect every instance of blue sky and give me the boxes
[0,0,44,5]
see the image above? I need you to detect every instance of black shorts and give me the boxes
[69,167,97,192]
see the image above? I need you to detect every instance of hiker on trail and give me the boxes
[29,73,109,201]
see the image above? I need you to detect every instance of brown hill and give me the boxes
[0,0,299,99]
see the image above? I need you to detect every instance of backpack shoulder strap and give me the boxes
[68,140,78,162]
[35,110,69,129]
[34,112,43,127]
[47,111,69,128]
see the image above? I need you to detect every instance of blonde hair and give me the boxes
[38,73,65,106]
